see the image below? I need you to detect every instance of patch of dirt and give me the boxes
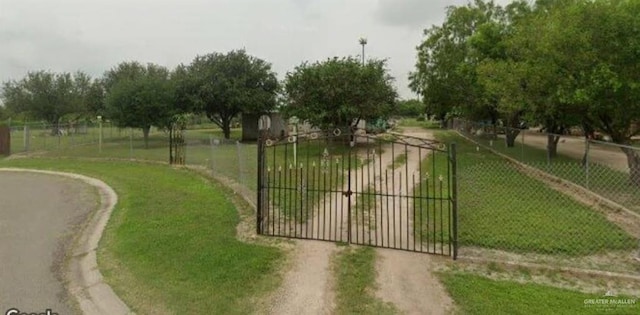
[264,127,454,314]
[267,241,338,315]
[376,249,453,315]
[444,257,640,298]
[373,127,453,315]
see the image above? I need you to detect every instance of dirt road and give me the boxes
[516,131,630,172]
[267,127,452,314]
[374,128,452,315]
[0,171,96,315]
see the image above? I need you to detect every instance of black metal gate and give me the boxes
[257,128,458,258]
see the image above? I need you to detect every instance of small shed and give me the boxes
[242,113,288,141]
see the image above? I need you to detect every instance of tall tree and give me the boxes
[410,0,525,125]
[180,50,279,139]
[104,62,175,148]
[572,0,640,184]
[284,57,397,131]
[396,99,425,117]
[1,71,93,133]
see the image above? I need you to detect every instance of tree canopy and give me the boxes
[1,71,97,130]
[179,50,279,139]
[284,57,397,130]
[103,62,177,147]
[411,0,640,183]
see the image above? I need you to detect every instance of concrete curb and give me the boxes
[0,168,133,315]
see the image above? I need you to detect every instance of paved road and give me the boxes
[0,171,96,315]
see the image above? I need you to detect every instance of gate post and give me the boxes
[257,136,263,235]
[346,128,355,244]
[0,126,10,156]
[450,143,459,260]
[257,115,271,235]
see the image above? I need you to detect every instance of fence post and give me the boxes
[585,138,590,189]
[23,124,29,153]
[521,129,525,162]
[257,133,265,235]
[129,128,133,160]
[450,143,459,260]
[209,136,215,175]
[237,141,245,187]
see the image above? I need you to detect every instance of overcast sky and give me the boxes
[0,0,510,99]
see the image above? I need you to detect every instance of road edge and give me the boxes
[0,168,133,315]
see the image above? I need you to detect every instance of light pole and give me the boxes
[359,37,367,65]
[290,116,299,166]
[97,115,103,154]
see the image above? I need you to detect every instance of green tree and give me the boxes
[480,0,640,183]
[410,0,526,125]
[396,99,425,117]
[1,71,93,133]
[179,50,279,139]
[567,0,640,184]
[284,57,397,131]
[104,62,176,148]
[86,79,106,118]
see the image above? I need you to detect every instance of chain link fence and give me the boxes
[3,120,255,190]
[448,118,640,274]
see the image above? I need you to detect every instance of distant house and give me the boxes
[241,113,288,141]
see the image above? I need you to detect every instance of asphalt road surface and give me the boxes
[0,171,96,315]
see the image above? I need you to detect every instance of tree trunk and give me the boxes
[142,126,150,149]
[581,136,589,167]
[547,134,560,159]
[51,125,61,136]
[621,147,640,186]
[169,127,174,164]
[505,129,520,147]
[222,123,231,139]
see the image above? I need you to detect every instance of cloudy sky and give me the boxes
[0,0,510,99]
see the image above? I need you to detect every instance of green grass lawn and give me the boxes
[0,158,283,314]
[333,246,398,315]
[415,131,636,256]
[463,129,640,214]
[397,118,442,129]
[440,272,638,315]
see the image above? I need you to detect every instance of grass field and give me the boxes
[440,272,638,315]
[333,246,398,315]
[0,158,283,314]
[415,131,636,255]
[397,118,442,129]
[463,129,640,214]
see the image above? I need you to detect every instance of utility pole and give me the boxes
[359,37,367,65]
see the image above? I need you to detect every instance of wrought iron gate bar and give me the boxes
[257,128,458,258]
